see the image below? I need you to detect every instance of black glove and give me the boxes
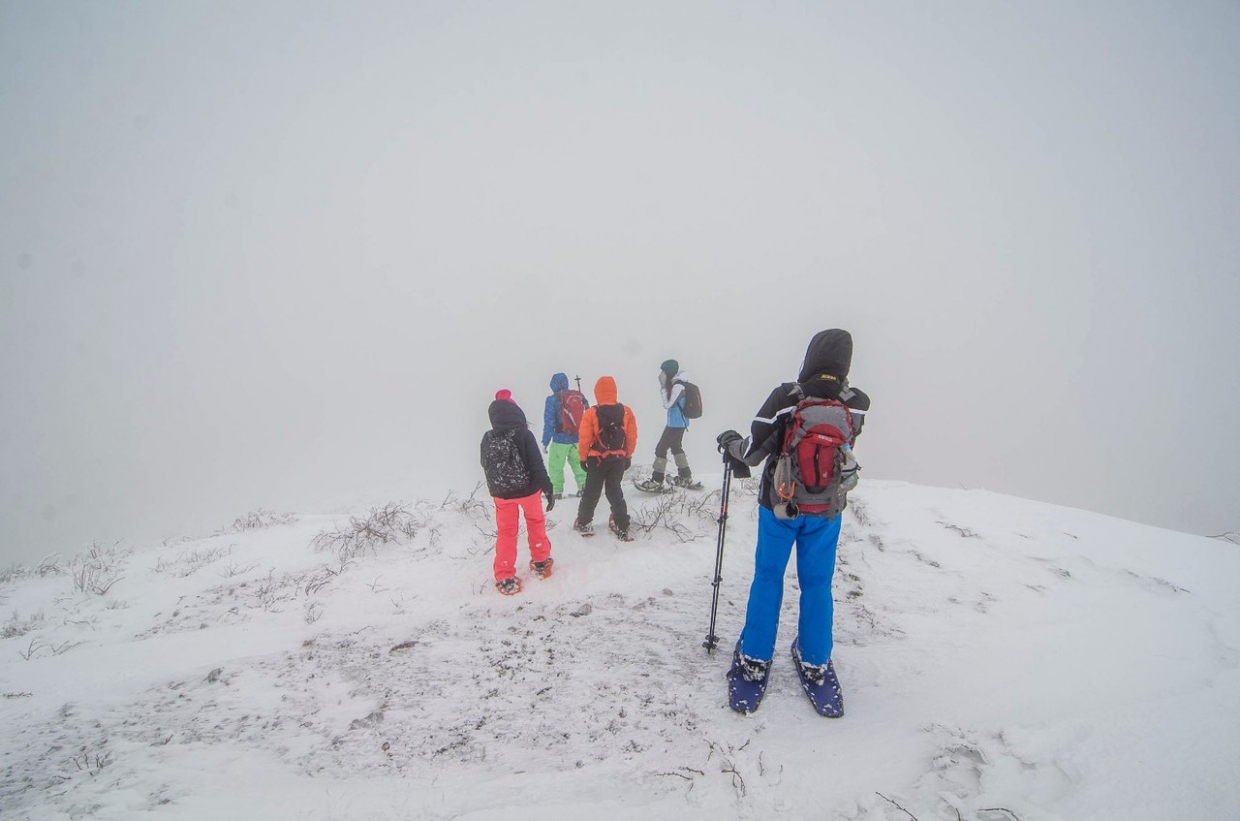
[545,492,556,512]
[580,461,589,474]
[624,457,632,470]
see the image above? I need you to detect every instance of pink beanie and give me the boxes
[495,389,515,403]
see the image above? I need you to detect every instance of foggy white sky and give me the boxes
[2,1,1238,566]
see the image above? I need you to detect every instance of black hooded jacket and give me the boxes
[480,399,553,500]
[732,329,871,513]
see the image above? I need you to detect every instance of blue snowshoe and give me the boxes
[792,638,844,718]
[726,642,771,714]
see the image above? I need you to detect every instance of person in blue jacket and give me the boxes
[541,373,589,498]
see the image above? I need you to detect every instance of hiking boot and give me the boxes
[553,493,565,500]
[608,516,634,542]
[792,638,844,717]
[726,643,771,714]
[495,577,522,596]
[672,475,704,490]
[529,558,555,580]
[573,519,595,537]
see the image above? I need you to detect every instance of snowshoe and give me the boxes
[496,577,522,596]
[632,477,673,494]
[671,476,704,490]
[608,515,634,542]
[529,558,555,580]
[792,638,844,718]
[726,642,771,714]
[573,519,595,537]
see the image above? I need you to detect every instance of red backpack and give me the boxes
[772,393,856,516]
[557,389,587,435]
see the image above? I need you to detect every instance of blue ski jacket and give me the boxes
[542,373,586,447]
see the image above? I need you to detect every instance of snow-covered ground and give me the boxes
[2,476,1237,820]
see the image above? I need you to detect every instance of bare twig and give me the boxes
[72,749,113,777]
[876,792,919,821]
[19,638,45,661]
[979,809,1024,821]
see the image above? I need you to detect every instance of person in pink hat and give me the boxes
[480,393,555,595]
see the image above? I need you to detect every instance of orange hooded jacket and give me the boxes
[577,376,638,464]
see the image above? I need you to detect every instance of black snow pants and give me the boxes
[576,457,630,531]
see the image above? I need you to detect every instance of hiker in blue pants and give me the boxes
[717,329,871,716]
[741,512,842,668]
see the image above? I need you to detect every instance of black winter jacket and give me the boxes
[727,329,872,515]
[480,400,553,500]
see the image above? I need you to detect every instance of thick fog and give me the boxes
[2,2,1238,566]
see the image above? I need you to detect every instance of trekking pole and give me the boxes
[703,459,734,653]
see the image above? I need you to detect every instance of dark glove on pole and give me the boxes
[545,492,556,512]
[716,430,751,478]
[716,430,743,452]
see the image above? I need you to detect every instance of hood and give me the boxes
[594,376,618,405]
[798,329,853,382]
[488,398,528,429]
[550,372,569,392]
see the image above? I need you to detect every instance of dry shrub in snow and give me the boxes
[69,542,124,596]
[310,503,422,560]
[2,610,46,640]
[223,509,297,533]
[630,489,724,542]
[154,546,234,578]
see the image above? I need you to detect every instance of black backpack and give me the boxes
[482,428,531,495]
[593,404,628,459]
[676,380,703,419]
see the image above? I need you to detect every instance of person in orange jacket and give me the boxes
[573,376,638,541]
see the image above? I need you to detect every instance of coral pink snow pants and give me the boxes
[492,491,551,581]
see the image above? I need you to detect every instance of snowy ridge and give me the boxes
[1,479,1238,820]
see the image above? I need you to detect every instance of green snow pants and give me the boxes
[547,441,587,495]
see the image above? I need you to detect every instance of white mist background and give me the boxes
[2,2,1238,566]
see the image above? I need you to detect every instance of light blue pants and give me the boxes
[739,506,842,666]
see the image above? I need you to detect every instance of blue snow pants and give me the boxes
[738,506,843,666]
